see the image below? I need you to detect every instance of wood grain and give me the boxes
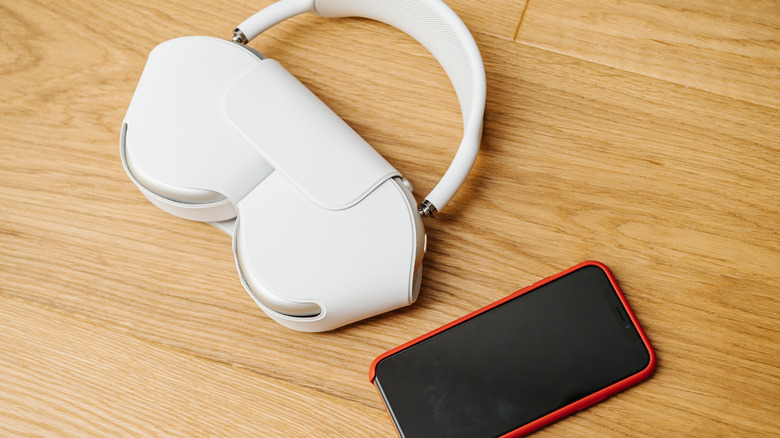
[0,295,392,437]
[516,0,780,109]
[1,0,779,436]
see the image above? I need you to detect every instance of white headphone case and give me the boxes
[120,0,484,331]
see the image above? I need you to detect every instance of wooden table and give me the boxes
[1,0,778,436]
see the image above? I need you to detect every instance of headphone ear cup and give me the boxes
[233,172,425,332]
[121,37,274,222]
[121,122,240,222]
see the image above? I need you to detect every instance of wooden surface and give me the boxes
[1,0,778,436]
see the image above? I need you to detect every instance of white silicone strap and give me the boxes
[236,0,486,215]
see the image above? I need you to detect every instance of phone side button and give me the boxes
[577,395,608,411]
[519,280,545,294]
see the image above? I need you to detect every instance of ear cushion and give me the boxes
[121,37,275,222]
[234,172,425,332]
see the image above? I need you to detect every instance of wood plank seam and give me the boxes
[507,36,780,113]
[512,0,533,42]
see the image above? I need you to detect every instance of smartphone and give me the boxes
[370,261,656,438]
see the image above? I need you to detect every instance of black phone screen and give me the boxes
[373,265,651,438]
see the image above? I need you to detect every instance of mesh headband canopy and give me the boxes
[237,0,486,214]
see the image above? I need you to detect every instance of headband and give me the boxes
[235,0,485,215]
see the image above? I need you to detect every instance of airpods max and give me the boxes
[120,0,486,331]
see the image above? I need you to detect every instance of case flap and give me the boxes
[223,59,399,210]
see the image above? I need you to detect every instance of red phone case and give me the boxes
[369,260,657,438]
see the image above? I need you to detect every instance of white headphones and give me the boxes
[120,0,486,331]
